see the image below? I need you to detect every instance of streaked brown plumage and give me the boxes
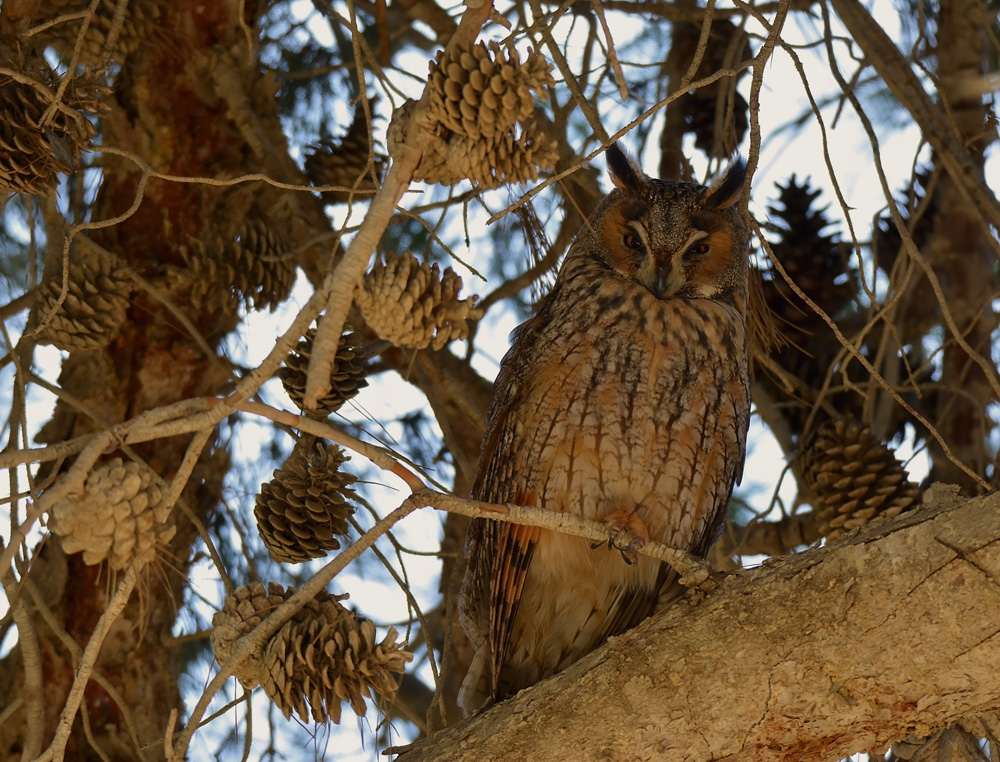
[458,144,751,713]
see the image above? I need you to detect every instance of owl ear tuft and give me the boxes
[607,143,646,191]
[704,156,747,209]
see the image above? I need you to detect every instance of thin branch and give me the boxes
[170,493,427,759]
[37,565,139,762]
[302,0,496,409]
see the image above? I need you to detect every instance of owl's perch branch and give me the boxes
[418,491,711,581]
[231,401,712,578]
[400,491,1000,762]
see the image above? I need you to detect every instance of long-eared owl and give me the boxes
[458,143,751,713]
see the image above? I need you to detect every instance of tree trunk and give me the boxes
[0,1,322,758]
[924,0,996,490]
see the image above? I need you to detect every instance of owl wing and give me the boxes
[651,383,751,613]
[597,569,665,643]
[469,310,553,700]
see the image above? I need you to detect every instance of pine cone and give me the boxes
[874,166,938,273]
[799,419,921,541]
[228,220,297,311]
[304,102,386,204]
[355,251,483,351]
[427,41,553,141]
[173,220,295,314]
[413,42,558,188]
[754,176,863,432]
[670,19,750,157]
[764,175,853,328]
[0,60,109,196]
[210,581,297,687]
[32,0,160,66]
[259,590,412,724]
[277,326,368,417]
[49,457,176,570]
[254,440,358,563]
[35,249,132,352]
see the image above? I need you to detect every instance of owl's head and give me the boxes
[581,143,749,308]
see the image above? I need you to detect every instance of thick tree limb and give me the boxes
[828,0,1000,234]
[402,491,1000,762]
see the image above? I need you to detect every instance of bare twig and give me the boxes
[38,565,139,762]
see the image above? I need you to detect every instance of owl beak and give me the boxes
[651,266,683,299]
[639,257,679,299]
[652,273,669,298]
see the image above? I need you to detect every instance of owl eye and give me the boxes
[686,242,710,257]
[623,232,644,251]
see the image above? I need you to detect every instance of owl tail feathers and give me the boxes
[458,647,492,717]
[653,570,685,615]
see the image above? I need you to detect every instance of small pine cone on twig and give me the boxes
[799,419,921,541]
[210,581,301,687]
[254,440,358,563]
[355,251,483,351]
[49,457,176,570]
[259,589,412,724]
[408,42,557,188]
[174,220,296,314]
[304,101,386,204]
[278,326,368,416]
[0,59,109,196]
[35,249,132,352]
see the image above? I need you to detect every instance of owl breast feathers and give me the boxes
[458,143,751,714]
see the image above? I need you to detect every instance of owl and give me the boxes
[457,143,751,714]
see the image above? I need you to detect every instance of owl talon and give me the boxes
[600,512,649,566]
[616,546,637,566]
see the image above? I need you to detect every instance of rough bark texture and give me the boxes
[0,1,328,759]
[403,488,1000,761]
